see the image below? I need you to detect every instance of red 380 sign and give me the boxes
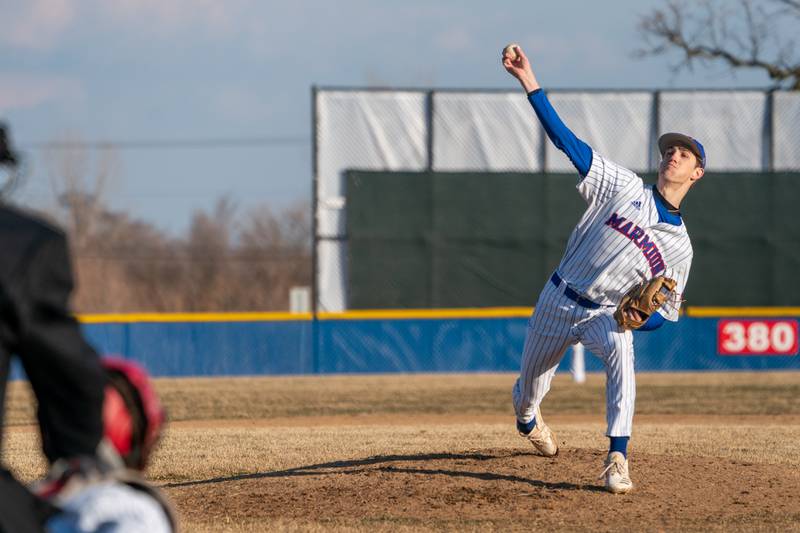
[717,320,799,355]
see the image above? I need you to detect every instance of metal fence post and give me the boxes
[765,89,775,172]
[650,90,661,172]
[311,85,320,374]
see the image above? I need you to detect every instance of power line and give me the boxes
[19,136,310,150]
[74,254,310,263]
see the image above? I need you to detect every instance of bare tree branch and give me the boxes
[774,0,800,11]
[41,134,311,312]
[636,0,800,89]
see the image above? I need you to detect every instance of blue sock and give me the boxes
[517,417,536,435]
[609,436,630,457]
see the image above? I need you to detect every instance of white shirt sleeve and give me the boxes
[577,150,641,207]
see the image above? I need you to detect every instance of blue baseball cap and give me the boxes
[658,132,706,169]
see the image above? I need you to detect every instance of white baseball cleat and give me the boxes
[599,451,633,494]
[519,406,558,457]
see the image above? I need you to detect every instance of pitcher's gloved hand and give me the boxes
[614,276,677,330]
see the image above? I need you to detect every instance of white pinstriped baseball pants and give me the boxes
[512,275,636,437]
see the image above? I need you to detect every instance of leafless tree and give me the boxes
[636,0,800,89]
[39,136,311,313]
[43,134,120,249]
[235,201,311,310]
[171,198,310,312]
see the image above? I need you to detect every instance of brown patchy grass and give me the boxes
[3,371,800,532]
[5,371,800,427]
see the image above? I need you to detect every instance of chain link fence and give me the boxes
[311,87,800,375]
[314,87,800,313]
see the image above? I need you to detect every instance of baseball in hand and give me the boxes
[503,43,520,60]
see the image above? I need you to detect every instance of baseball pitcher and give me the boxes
[502,44,703,493]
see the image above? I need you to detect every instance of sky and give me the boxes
[0,0,779,235]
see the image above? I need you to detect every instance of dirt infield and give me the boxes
[4,372,800,532]
[167,447,800,532]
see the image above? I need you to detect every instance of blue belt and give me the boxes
[550,272,601,309]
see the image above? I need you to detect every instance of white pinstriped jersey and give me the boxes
[555,150,693,321]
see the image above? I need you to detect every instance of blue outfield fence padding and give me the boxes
[316,315,800,374]
[80,311,800,376]
[82,320,314,376]
[10,310,800,379]
[315,317,528,374]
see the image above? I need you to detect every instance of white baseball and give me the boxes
[503,43,519,60]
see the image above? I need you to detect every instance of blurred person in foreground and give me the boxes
[0,193,174,531]
[41,357,176,532]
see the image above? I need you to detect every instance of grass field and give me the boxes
[3,372,800,532]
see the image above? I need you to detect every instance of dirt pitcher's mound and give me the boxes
[165,447,800,531]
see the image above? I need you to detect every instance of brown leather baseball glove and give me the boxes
[613,276,677,330]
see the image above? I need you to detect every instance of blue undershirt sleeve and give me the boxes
[638,311,666,332]
[527,89,593,177]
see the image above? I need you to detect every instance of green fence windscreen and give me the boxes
[346,171,800,308]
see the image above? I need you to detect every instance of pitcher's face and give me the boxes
[658,145,704,186]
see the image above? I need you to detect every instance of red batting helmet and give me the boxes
[101,357,166,470]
